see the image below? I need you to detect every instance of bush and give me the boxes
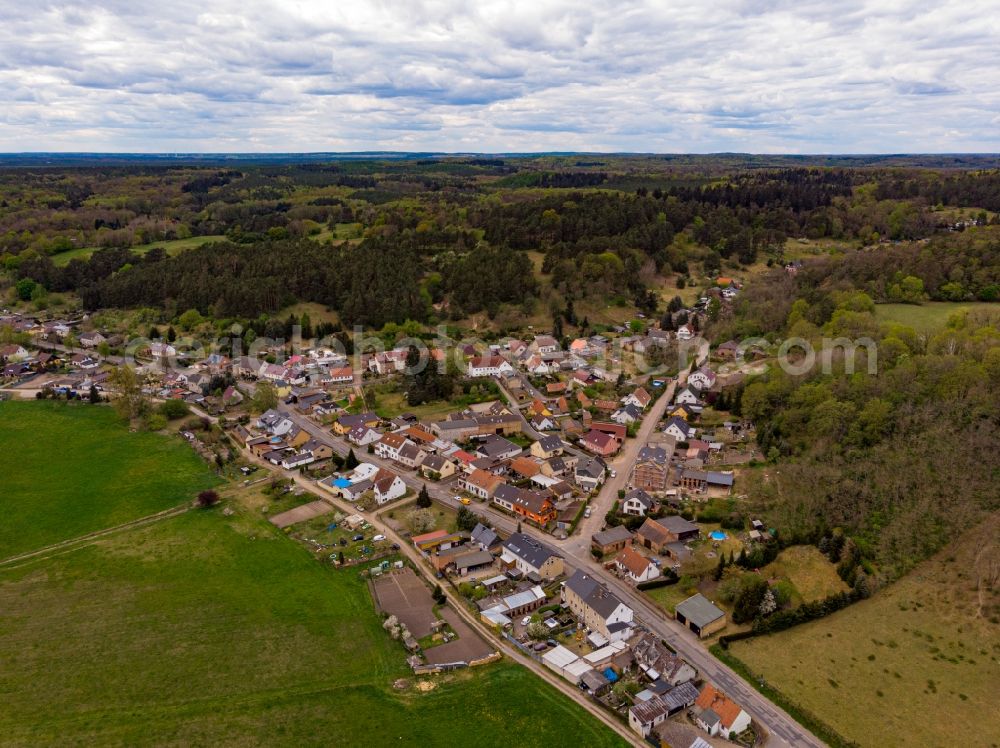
[159,399,190,419]
[197,490,220,508]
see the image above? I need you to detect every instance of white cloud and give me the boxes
[0,0,997,151]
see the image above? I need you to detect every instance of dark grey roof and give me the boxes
[705,471,735,487]
[675,594,725,628]
[624,489,653,508]
[538,434,563,451]
[502,532,561,569]
[477,435,521,458]
[454,550,494,570]
[576,458,605,479]
[637,445,668,464]
[661,681,700,712]
[656,515,699,535]
[580,669,610,690]
[592,525,633,546]
[471,523,500,549]
[565,570,628,620]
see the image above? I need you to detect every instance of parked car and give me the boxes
[372,534,385,542]
[584,507,592,518]
[521,616,532,626]
[352,534,364,542]
[459,497,472,505]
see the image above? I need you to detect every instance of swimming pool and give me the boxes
[709,530,727,541]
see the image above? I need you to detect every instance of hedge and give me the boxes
[636,571,679,590]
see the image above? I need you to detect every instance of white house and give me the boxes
[257,409,294,436]
[467,355,514,377]
[687,367,717,391]
[693,685,752,739]
[374,432,413,462]
[615,545,660,584]
[562,570,634,640]
[622,489,654,517]
[373,472,407,504]
[674,385,703,405]
[348,425,381,446]
[663,416,692,442]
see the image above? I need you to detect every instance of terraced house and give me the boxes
[492,484,557,525]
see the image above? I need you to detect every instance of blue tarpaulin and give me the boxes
[603,668,618,682]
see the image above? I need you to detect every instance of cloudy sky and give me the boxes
[1,0,998,153]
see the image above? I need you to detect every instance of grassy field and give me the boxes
[51,235,226,266]
[729,516,1000,748]
[0,499,626,746]
[761,545,848,604]
[874,301,999,331]
[0,401,219,558]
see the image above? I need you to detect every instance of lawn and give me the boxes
[0,502,626,746]
[760,545,848,604]
[874,301,999,331]
[728,516,1000,748]
[0,401,219,558]
[51,234,226,266]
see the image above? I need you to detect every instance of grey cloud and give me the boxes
[0,0,998,152]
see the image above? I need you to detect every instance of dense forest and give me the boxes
[4,156,1000,328]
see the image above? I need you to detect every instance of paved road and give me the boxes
[273,354,822,748]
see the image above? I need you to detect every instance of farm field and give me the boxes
[728,515,1000,748]
[51,234,227,266]
[0,501,626,746]
[0,401,219,558]
[873,301,999,331]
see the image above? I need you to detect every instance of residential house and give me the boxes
[372,468,407,505]
[531,434,565,459]
[628,683,701,738]
[716,340,739,359]
[562,570,634,640]
[395,442,426,469]
[257,409,294,436]
[0,344,29,361]
[328,366,354,384]
[348,424,381,446]
[622,387,652,410]
[675,594,727,639]
[615,545,660,584]
[634,444,672,493]
[532,335,559,354]
[467,355,514,377]
[530,414,557,431]
[419,453,456,480]
[374,432,411,462]
[591,525,633,556]
[493,485,557,524]
[508,456,541,480]
[669,402,698,421]
[476,434,522,461]
[692,684,751,739]
[687,367,717,391]
[676,324,695,341]
[622,489,654,517]
[461,468,504,500]
[575,457,606,491]
[78,331,106,348]
[580,430,619,457]
[368,349,409,375]
[611,403,642,425]
[333,412,380,435]
[674,384,703,405]
[663,416,692,442]
[470,523,501,554]
[500,533,564,579]
[631,632,698,687]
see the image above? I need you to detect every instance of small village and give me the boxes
[0,278,791,746]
